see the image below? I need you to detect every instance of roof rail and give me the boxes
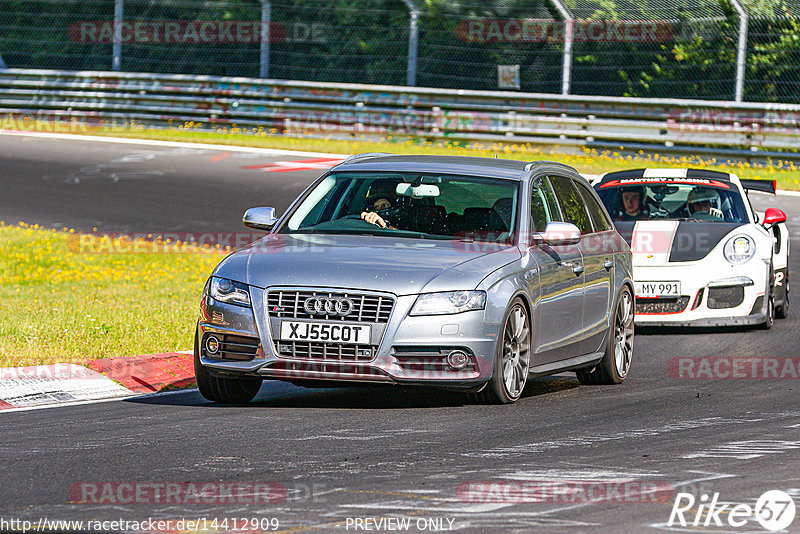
[341,152,396,164]
[524,160,578,173]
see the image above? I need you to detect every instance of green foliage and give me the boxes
[0,0,799,102]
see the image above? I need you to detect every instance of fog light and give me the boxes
[446,350,470,370]
[205,335,220,355]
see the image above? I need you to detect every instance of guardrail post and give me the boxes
[260,0,271,78]
[112,0,123,71]
[730,0,748,102]
[402,0,420,86]
[548,0,573,95]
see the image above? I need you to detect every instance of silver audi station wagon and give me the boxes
[195,155,634,404]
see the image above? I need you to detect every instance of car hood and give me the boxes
[213,233,520,295]
[614,220,746,265]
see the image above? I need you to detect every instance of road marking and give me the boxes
[0,130,349,157]
[241,157,347,172]
[681,439,800,460]
[211,151,232,162]
[471,417,764,458]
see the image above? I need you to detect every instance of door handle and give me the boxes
[603,259,614,270]
[572,264,584,275]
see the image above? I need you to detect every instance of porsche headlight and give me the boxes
[723,235,755,264]
[409,291,486,316]
[208,277,251,307]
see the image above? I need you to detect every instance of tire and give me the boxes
[470,297,531,404]
[760,267,776,329]
[576,286,634,385]
[760,294,775,330]
[776,272,789,319]
[194,327,262,403]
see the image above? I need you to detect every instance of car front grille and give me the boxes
[266,290,393,323]
[260,360,391,381]
[707,286,745,309]
[636,296,690,314]
[202,333,261,361]
[273,341,375,362]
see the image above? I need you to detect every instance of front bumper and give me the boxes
[633,260,771,327]
[197,287,502,389]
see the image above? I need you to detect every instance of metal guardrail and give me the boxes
[1,68,800,160]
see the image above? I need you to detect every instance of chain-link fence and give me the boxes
[1,0,799,103]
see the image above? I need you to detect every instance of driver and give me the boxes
[687,187,724,219]
[360,181,403,229]
[618,186,647,221]
[361,194,396,229]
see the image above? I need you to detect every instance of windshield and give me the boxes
[282,172,519,242]
[595,179,749,223]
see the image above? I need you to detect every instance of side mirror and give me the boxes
[763,208,787,227]
[533,221,581,246]
[243,207,279,231]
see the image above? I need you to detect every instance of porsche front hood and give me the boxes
[613,220,745,265]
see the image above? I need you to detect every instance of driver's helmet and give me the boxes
[620,186,644,204]
[364,180,402,219]
[618,186,645,216]
[687,187,721,214]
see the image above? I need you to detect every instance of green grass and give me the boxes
[84,124,800,190]
[0,222,222,367]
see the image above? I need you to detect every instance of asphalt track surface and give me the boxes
[1,133,799,533]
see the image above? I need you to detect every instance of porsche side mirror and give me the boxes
[243,207,279,231]
[533,221,581,246]
[762,207,787,227]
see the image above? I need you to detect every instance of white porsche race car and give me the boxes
[592,168,789,328]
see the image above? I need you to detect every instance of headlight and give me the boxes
[208,277,251,307]
[723,235,755,264]
[409,291,486,316]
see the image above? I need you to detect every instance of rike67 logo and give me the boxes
[667,490,796,531]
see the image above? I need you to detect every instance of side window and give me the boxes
[530,176,562,231]
[576,182,613,232]
[549,175,593,235]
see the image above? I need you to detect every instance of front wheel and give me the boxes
[759,294,775,330]
[776,271,789,319]
[760,267,776,330]
[471,298,531,404]
[194,328,262,403]
[577,286,634,385]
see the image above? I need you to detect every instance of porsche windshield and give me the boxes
[595,180,749,223]
[282,173,519,241]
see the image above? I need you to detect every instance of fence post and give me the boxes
[402,0,420,86]
[112,0,123,71]
[260,0,271,78]
[730,0,748,102]
[548,0,573,95]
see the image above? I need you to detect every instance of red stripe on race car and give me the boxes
[599,179,729,189]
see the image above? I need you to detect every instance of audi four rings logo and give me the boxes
[303,297,354,316]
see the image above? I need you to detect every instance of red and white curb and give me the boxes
[0,352,195,412]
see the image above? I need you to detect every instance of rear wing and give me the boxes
[740,179,776,194]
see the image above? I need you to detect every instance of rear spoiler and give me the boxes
[740,179,776,194]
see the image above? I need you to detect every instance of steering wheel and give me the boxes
[336,213,388,228]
